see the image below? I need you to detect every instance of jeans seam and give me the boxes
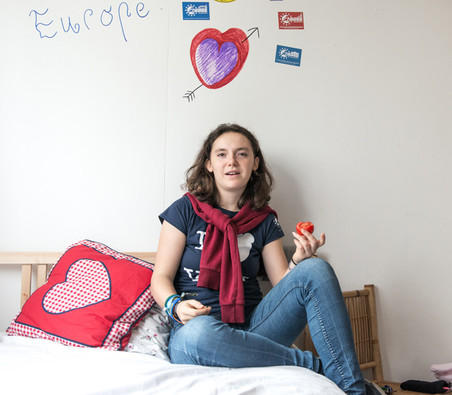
[170,343,230,367]
[170,338,302,368]
[306,284,350,390]
[247,282,300,333]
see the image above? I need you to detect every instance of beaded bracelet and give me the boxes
[164,293,185,324]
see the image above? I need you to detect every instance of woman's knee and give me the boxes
[292,257,337,285]
[169,315,224,364]
[170,315,218,350]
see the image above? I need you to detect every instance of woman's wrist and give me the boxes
[164,293,185,324]
[174,300,182,321]
[291,254,318,266]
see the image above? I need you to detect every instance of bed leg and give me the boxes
[20,264,32,308]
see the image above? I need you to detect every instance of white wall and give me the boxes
[1,0,451,383]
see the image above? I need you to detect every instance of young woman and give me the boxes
[151,124,368,394]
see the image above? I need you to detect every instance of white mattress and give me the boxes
[0,333,345,394]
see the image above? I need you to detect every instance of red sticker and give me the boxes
[278,12,304,30]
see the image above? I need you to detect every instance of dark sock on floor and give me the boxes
[400,380,449,394]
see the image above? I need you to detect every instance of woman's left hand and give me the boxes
[291,229,326,264]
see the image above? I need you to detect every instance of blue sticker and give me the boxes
[182,2,210,20]
[275,45,302,67]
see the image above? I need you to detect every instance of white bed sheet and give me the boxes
[0,333,345,394]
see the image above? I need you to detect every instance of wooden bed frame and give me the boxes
[0,251,383,383]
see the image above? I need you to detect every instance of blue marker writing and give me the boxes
[29,9,57,39]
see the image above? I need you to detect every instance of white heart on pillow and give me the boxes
[43,259,111,314]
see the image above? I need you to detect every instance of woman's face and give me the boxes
[206,132,259,199]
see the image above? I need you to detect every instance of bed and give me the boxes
[0,240,384,395]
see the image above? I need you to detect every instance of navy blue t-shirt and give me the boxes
[159,195,284,321]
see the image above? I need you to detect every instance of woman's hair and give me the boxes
[184,123,274,210]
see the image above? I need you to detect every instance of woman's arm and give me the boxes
[261,238,291,287]
[150,220,186,308]
[151,220,211,324]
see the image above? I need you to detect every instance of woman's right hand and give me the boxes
[176,299,211,324]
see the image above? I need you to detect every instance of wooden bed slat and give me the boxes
[20,264,32,308]
[36,264,48,290]
[0,252,64,265]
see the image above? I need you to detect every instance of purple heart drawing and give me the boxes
[190,28,249,90]
[195,39,238,86]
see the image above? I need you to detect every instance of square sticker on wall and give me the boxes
[278,12,304,29]
[275,45,302,67]
[182,2,210,20]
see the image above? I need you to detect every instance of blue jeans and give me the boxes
[168,258,365,395]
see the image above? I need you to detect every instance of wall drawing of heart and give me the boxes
[190,28,249,89]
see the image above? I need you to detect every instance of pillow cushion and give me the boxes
[125,304,172,361]
[7,240,154,350]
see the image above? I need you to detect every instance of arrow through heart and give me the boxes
[43,259,111,314]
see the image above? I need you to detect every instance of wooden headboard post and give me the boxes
[365,284,384,382]
[0,252,62,307]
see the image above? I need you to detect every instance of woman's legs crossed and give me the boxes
[168,258,365,394]
[168,315,321,372]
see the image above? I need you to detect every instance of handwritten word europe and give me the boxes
[29,2,150,43]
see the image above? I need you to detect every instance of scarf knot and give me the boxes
[210,209,234,233]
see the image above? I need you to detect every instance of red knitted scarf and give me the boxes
[186,193,276,323]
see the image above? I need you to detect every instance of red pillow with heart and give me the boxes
[7,240,154,350]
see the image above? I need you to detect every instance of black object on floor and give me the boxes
[400,380,449,394]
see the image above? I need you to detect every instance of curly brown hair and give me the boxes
[184,124,274,210]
